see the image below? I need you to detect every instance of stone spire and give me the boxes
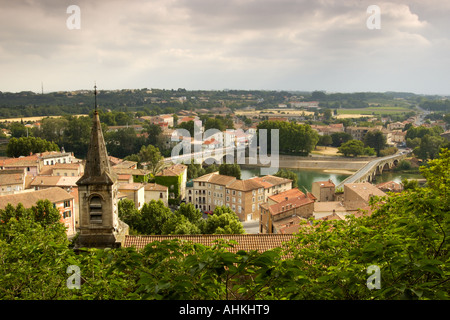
[77,85,116,186]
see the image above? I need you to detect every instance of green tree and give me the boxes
[318,135,333,147]
[9,122,28,138]
[218,163,241,179]
[201,206,245,234]
[6,136,59,157]
[338,139,365,157]
[138,145,164,176]
[274,169,298,188]
[331,132,352,147]
[363,130,386,157]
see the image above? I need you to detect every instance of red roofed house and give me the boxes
[259,188,315,234]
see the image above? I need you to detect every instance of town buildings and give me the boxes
[188,172,292,221]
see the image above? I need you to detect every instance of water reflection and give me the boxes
[240,166,423,192]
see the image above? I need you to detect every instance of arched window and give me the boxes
[89,196,102,223]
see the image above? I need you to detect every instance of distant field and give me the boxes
[0,114,87,123]
[336,106,413,116]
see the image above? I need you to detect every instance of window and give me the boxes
[252,204,255,212]
[238,191,241,197]
[63,210,71,219]
[238,206,242,213]
[159,193,163,198]
[232,197,235,203]
[64,200,71,208]
[89,196,102,223]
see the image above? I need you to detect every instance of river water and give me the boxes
[240,166,423,192]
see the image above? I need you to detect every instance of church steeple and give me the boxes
[74,84,128,249]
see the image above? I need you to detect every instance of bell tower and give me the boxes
[74,84,128,249]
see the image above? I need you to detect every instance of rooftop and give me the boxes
[0,187,73,209]
[156,163,187,177]
[123,234,295,254]
[344,182,387,202]
[249,175,292,188]
[268,188,305,203]
[144,182,168,192]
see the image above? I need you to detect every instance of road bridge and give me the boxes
[164,146,245,165]
[336,152,408,189]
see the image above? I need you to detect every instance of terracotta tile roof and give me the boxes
[376,181,403,192]
[345,183,387,202]
[0,155,40,167]
[193,172,217,182]
[250,175,292,188]
[112,160,137,169]
[30,176,62,187]
[55,176,80,187]
[0,171,24,186]
[156,164,187,176]
[112,168,149,176]
[193,173,237,186]
[123,234,295,254]
[226,179,263,191]
[268,188,305,203]
[144,183,168,192]
[210,174,237,186]
[0,187,73,209]
[269,194,314,216]
[313,201,349,213]
[118,182,144,190]
[313,179,335,188]
[273,215,304,234]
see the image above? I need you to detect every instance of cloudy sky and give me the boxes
[1,0,449,94]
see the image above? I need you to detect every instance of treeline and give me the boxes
[4,114,169,159]
[419,99,450,112]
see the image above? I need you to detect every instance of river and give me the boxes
[240,166,423,192]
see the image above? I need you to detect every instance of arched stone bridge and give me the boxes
[164,146,246,166]
[336,152,408,189]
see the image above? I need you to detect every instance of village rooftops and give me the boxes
[0,187,73,209]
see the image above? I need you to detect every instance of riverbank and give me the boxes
[245,154,369,172]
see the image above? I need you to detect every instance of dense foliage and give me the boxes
[118,201,245,235]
